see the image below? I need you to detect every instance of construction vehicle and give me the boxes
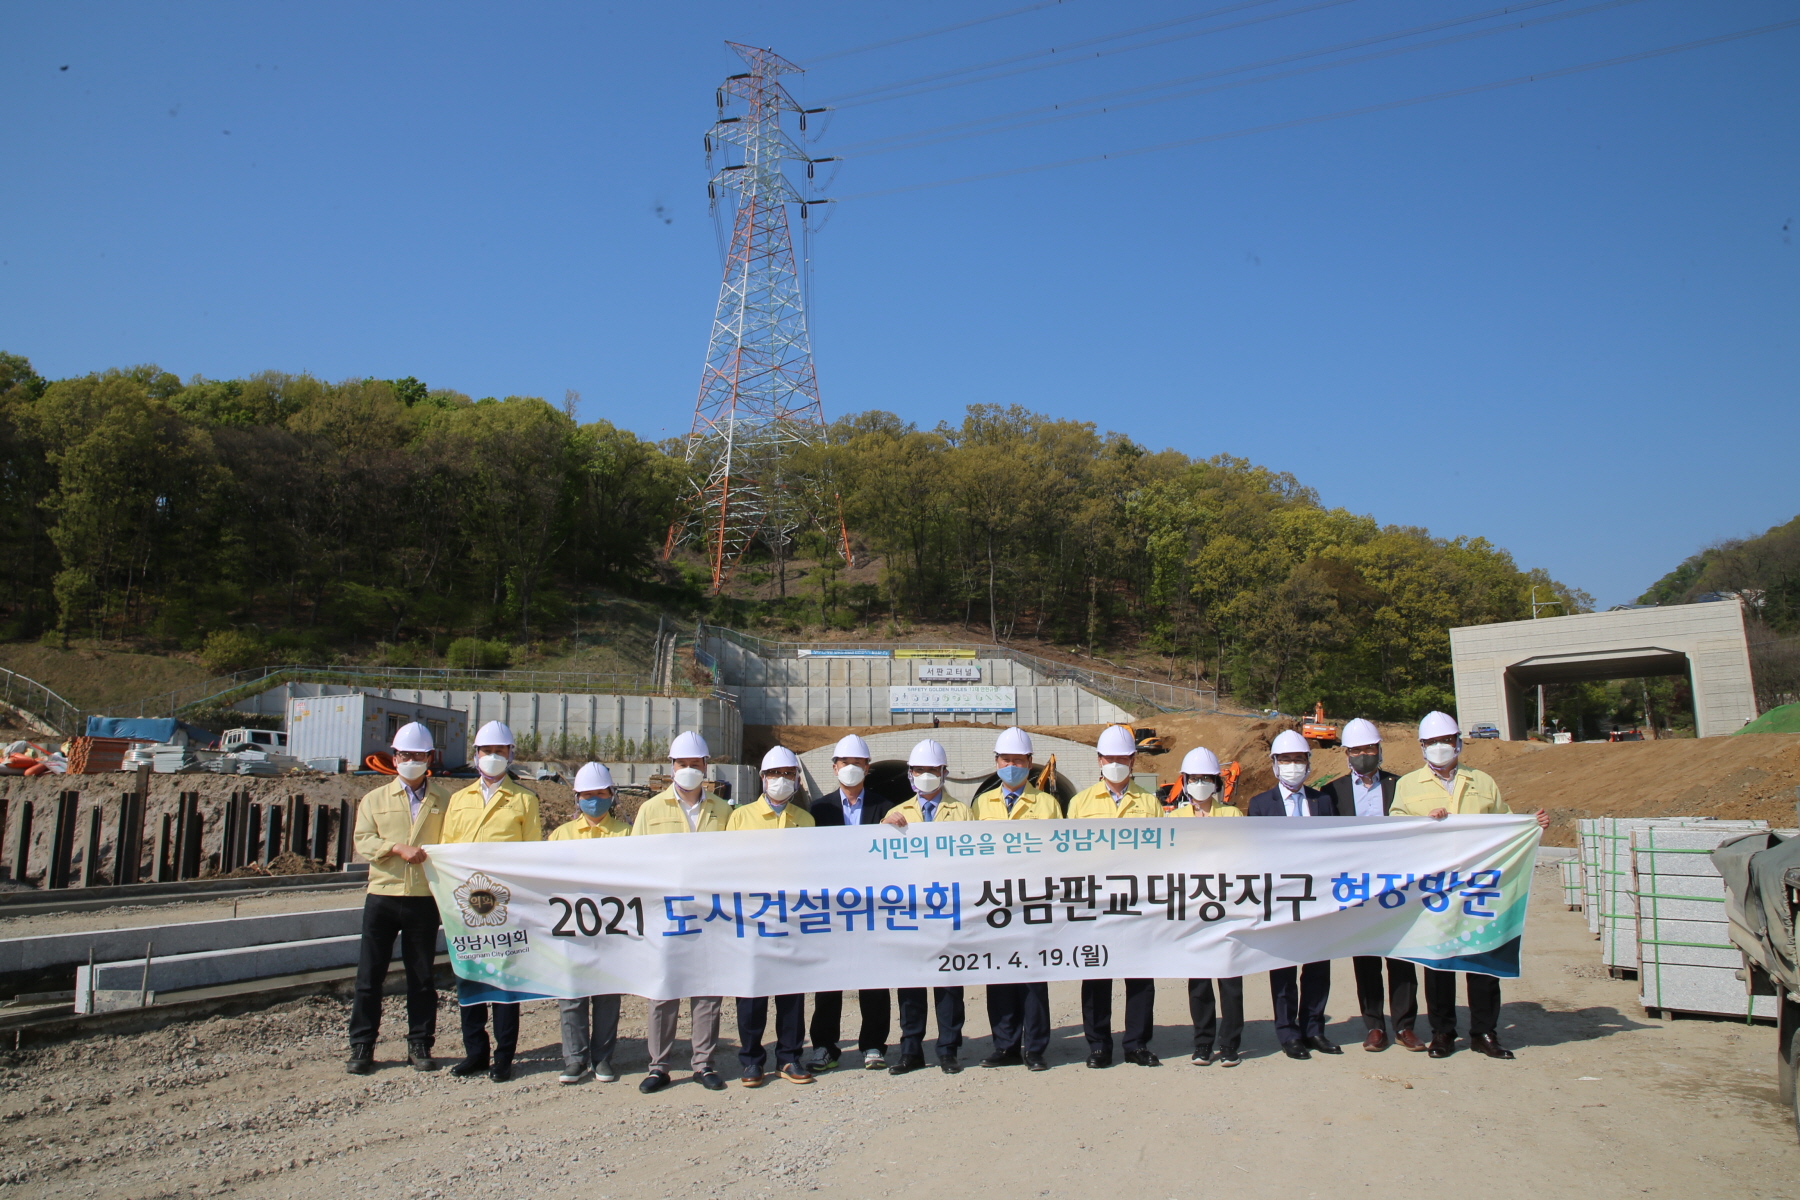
[1301,703,1339,747]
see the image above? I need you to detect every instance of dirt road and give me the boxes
[3,860,1794,1199]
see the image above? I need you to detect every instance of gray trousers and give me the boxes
[646,996,721,1074]
[559,994,621,1069]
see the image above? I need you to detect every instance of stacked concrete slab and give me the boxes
[1559,859,1583,909]
[1634,824,1778,1020]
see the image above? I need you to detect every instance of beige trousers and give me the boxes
[646,996,721,1073]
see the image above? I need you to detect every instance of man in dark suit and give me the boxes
[1321,718,1423,1054]
[807,734,897,1071]
[1246,729,1339,1060]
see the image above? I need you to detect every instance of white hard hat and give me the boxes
[994,726,1033,755]
[669,730,710,760]
[833,734,872,759]
[391,722,434,753]
[761,745,799,771]
[1181,747,1222,776]
[574,762,614,792]
[1096,725,1138,756]
[1270,729,1312,757]
[907,738,948,768]
[1419,711,1461,740]
[474,720,515,747]
[1341,718,1382,748]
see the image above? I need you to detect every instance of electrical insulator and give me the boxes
[704,135,712,154]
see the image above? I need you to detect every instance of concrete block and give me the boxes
[1633,873,1724,901]
[1640,962,1777,1018]
[0,907,363,976]
[1636,918,1739,969]
[1633,893,1727,922]
[1634,850,1722,878]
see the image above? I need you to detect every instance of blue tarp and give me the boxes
[84,717,216,745]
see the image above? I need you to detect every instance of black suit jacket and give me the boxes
[1324,769,1400,817]
[1245,784,1334,817]
[810,787,895,827]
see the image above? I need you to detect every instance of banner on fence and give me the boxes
[423,816,1540,1003]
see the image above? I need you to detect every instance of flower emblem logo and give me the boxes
[454,872,511,928]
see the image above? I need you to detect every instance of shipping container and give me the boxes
[286,694,469,770]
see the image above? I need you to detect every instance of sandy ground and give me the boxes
[2,861,1793,1200]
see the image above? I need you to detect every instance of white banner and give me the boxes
[423,817,1540,1003]
[888,685,1016,712]
[917,664,981,682]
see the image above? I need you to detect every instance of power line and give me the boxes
[822,0,1602,158]
[802,1,1079,66]
[819,0,1302,105]
[824,17,1800,202]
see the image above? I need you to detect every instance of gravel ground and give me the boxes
[1,864,1795,1199]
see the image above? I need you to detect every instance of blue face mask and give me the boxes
[577,793,613,818]
[996,764,1029,787]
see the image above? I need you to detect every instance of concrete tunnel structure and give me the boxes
[1449,597,1758,739]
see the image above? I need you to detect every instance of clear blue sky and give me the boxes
[4,1,1795,608]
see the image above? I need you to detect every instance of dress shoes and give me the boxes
[1468,1034,1515,1060]
[696,1070,726,1091]
[344,1045,375,1076]
[1280,1041,1312,1061]
[487,1058,513,1083]
[1427,1034,1456,1058]
[980,1049,1023,1069]
[1362,1030,1389,1052]
[1304,1035,1343,1056]
[449,1056,490,1078]
[638,1071,670,1094]
[1123,1050,1161,1067]
[888,1055,928,1076]
[1085,1052,1113,1069]
[408,1041,438,1072]
[1024,1053,1050,1072]
[938,1056,963,1075]
[778,1064,815,1084]
[1396,1029,1427,1052]
[739,1071,768,1088]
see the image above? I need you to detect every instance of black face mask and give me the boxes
[1347,753,1380,776]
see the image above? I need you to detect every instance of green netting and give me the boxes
[1731,702,1800,735]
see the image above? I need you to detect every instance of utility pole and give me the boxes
[1530,585,1563,737]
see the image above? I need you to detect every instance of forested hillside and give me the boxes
[0,353,1589,719]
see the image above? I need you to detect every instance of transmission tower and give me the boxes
[665,41,843,594]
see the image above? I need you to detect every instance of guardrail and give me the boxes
[691,621,1223,716]
[0,667,84,737]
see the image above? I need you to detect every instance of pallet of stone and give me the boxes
[1586,818,1766,971]
[1559,859,1583,910]
[1634,822,1774,1019]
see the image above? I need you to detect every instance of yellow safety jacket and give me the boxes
[631,786,733,835]
[547,813,632,840]
[353,777,453,896]
[887,794,974,823]
[1167,802,1244,818]
[1065,780,1163,820]
[1391,766,1510,816]
[972,786,1061,821]
[726,797,817,831]
[440,776,542,844]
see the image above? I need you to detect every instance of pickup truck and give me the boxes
[1714,830,1800,1143]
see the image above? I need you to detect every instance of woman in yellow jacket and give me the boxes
[441,721,542,1082]
[1170,747,1246,1068]
[549,762,630,1085]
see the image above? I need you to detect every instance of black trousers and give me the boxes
[986,981,1050,1057]
[737,994,806,1073]
[1423,968,1501,1038]
[348,894,440,1049]
[1079,978,1155,1055]
[896,986,965,1060]
[458,993,520,1064]
[809,989,892,1056]
[1268,961,1331,1044]
[1353,956,1419,1033]
[1187,977,1244,1056]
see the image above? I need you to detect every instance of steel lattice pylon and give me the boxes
[665,42,836,594]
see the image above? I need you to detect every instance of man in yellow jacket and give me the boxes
[1392,711,1549,1062]
[548,762,629,1085]
[441,720,541,1082]
[974,726,1061,1071]
[632,730,732,1094]
[879,738,973,1074]
[1167,746,1245,1067]
[346,722,452,1075]
[727,746,816,1086]
[1064,724,1163,1069]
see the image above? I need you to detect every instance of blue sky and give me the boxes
[3,1,1795,608]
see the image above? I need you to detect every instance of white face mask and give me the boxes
[1099,762,1132,785]
[1184,779,1218,804]
[394,759,428,783]
[764,776,797,805]
[476,753,509,779]
[911,771,943,795]
[673,766,706,792]
[1423,741,1460,767]
[1275,761,1310,788]
[835,764,866,787]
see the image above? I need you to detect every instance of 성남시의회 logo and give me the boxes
[454,872,511,928]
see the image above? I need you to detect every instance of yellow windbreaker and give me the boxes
[439,777,542,844]
[1167,802,1244,818]
[353,777,453,896]
[1391,766,1510,816]
[547,813,632,840]
[972,786,1062,820]
[1065,780,1163,820]
[631,786,733,835]
[887,794,974,823]
[725,797,817,831]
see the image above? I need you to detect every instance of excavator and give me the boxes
[1301,702,1339,747]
